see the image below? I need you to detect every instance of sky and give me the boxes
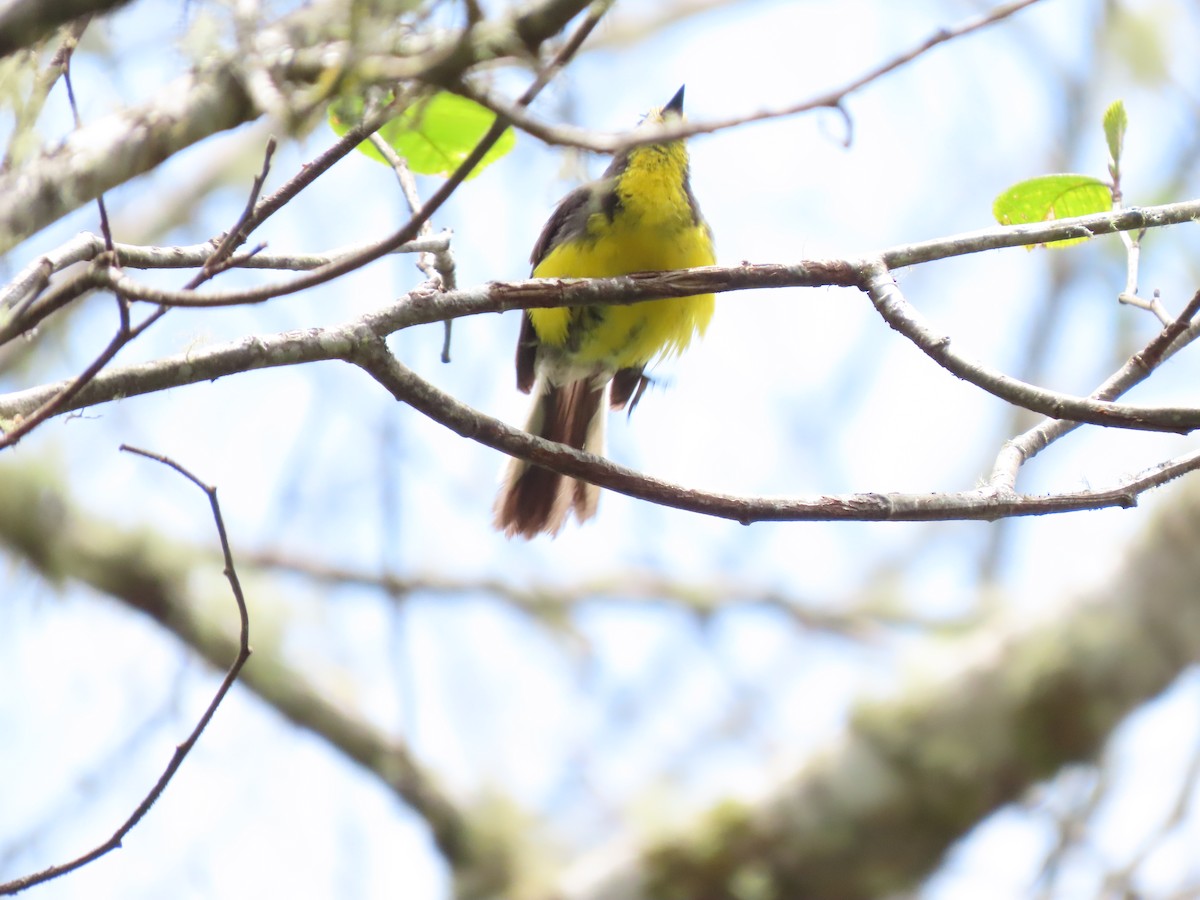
[4,0,1200,898]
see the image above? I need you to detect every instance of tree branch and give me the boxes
[0,0,594,253]
[989,289,1200,492]
[462,0,1050,153]
[860,260,1200,433]
[21,198,1192,313]
[8,198,1200,437]
[348,335,1199,523]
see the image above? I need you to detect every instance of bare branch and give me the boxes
[7,204,1200,468]
[0,98,438,343]
[74,97,524,313]
[464,0,1050,153]
[35,198,1191,313]
[367,131,459,357]
[0,460,467,871]
[0,231,451,328]
[2,20,88,171]
[0,449,250,895]
[0,135,286,449]
[10,201,1200,438]
[0,276,140,451]
[195,137,278,281]
[1,310,1187,525]
[989,290,1200,492]
[861,260,1200,434]
[348,334,1200,523]
[0,0,606,360]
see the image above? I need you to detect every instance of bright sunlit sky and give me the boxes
[5,0,1200,898]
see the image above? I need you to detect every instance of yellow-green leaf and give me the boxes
[329,92,514,179]
[1103,100,1127,168]
[992,174,1113,248]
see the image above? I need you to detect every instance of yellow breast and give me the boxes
[530,144,715,371]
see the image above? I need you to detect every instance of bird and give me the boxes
[494,85,715,539]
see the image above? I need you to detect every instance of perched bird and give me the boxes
[494,86,715,539]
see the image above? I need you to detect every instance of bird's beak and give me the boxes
[664,85,685,116]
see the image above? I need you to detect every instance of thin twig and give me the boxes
[367,134,443,281]
[367,131,459,359]
[361,0,612,365]
[861,260,1200,434]
[0,448,251,896]
[989,289,1200,492]
[1110,128,1168,325]
[0,0,596,254]
[462,0,1048,153]
[1,0,607,362]
[197,138,278,282]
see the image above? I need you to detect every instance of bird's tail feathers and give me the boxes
[494,375,607,539]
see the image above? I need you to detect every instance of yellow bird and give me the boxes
[494,85,715,539]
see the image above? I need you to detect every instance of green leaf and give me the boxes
[1103,100,1127,168]
[992,174,1113,248]
[329,92,514,179]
